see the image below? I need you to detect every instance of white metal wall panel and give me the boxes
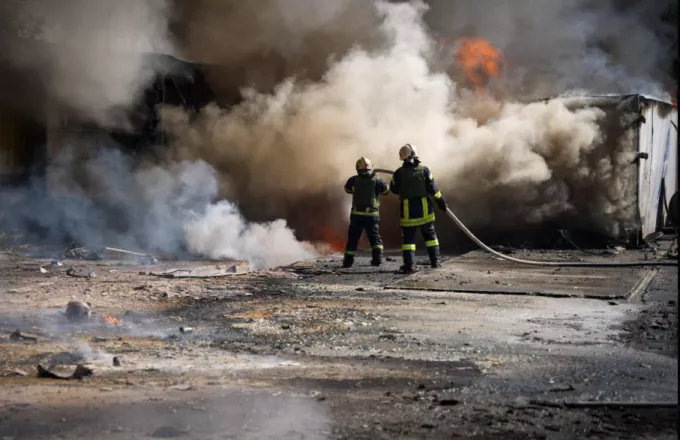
[637,102,678,236]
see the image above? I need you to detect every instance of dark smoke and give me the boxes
[424,0,676,99]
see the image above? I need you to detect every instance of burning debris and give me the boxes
[65,301,92,323]
[101,314,121,325]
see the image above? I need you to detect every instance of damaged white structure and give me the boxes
[556,94,677,244]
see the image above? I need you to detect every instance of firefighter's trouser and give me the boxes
[344,214,384,265]
[401,221,440,268]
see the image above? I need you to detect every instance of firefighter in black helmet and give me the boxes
[342,157,390,268]
[390,143,448,274]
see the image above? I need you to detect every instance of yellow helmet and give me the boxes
[399,143,418,161]
[356,157,373,171]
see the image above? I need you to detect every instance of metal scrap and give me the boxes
[37,364,93,380]
[9,330,38,342]
[150,263,250,279]
[63,247,102,261]
[65,268,96,279]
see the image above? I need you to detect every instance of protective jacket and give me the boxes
[344,174,390,218]
[390,160,443,227]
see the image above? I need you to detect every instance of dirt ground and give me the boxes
[0,243,677,440]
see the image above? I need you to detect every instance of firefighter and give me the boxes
[390,143,448,274]
[343,157,390,268]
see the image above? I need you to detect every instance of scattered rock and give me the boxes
[65,301,92,323]
[113,357,121,367]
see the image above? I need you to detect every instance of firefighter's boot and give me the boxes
[371,249,383,266]
[398,251,416,274]
[428,246,442,268]
[342,254,354,268]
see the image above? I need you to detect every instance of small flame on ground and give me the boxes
[101,314,121,325]
[456,37,503,91]
[314,225,346,254]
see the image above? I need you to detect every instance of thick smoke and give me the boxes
[0,138,316,268]
[0,0,173,128]
[161,0,647,243]
[1,0,674,261]
[425,0,676,100]
[171,0,383,100]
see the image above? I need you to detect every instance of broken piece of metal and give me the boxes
[37,364,93,380]
[105,247,157,264]
[9,330,38,342]
[150,263,250,278]
[65,268,96,279]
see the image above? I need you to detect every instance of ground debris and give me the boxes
[151,426,190,438]
[65,301,92,323]
[150,263,249,278]
[9,330,39,342]
[65,268,96,279]
[438,399,461,406]
[63,246,102,261]
[37,364,93,380]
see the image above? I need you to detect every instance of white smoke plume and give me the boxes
[162,0,644,242]
[1,139,317,269]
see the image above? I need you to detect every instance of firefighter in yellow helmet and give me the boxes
[342,157,390,268]
[390,143,448,273]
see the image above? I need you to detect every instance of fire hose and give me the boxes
[373,169,676,268]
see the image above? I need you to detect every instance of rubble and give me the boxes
[9,330,39,342]
[150,263,250,278]
[65,268,96,278]
[37,364,93,380]
[63,247,102,261]
[65,301,92,323]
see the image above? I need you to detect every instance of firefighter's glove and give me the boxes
[435,197,448,212]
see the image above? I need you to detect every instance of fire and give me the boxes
[456,37,503,90]
[101,314,121,325]
[314,225,346,254]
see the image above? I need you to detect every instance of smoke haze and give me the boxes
[0,0,676,264]
[0,0,173,128]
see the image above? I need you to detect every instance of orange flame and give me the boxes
[456,37,503,91]
[101,314,121,325]
[314,225,346,254]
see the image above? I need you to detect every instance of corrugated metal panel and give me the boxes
[637,101,678,237]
